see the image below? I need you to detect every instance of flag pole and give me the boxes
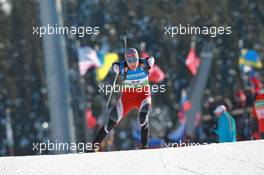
[38,0,76,154]
[5,108,15,156]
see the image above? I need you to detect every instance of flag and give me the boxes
[180,89,192,112]
[149,65,165,83]
[140,51,165,83]
[97,43,110,65]
[140,50,150,59]
[85,108,97,129]
[239,49,263,68]
[185,48,201,76]
[96,53,119,81]
[77,47,101,76]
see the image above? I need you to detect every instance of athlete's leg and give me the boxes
[138,98,151,149]
[93,107,119,145]
[92,98,124,150]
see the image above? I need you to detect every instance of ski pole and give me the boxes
[121,33,127,57]
[105,72,119,112]
[105,32,127,112]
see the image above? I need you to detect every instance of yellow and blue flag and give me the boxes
[96,53,119,81]
[239,49,263,68]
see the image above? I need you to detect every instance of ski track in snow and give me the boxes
[0,140,264,175]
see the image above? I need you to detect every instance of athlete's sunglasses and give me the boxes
[126,57,139,63]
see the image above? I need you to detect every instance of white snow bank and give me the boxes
[1,140,264,175]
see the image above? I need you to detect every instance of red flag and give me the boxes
[85,108,97,129]
[140,51,165,83]
[149,65,165,83]
[185,48,200,75]
[182,101,192,112]
[140,50,150,59]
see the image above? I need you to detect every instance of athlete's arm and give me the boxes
[139,57,155,70]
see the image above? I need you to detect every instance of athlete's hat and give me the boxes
[126,48,139,63]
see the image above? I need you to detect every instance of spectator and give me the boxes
[251,90,264,139]
[214,105,236,143]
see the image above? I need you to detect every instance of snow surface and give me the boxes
[1,140,264,175]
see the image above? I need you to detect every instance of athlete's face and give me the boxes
[126,53,139,70]
[127,60,139,70]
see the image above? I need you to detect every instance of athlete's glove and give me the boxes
[112,63,120,74]
[146,56,155,69]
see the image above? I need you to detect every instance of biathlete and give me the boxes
[93,48,155,150]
